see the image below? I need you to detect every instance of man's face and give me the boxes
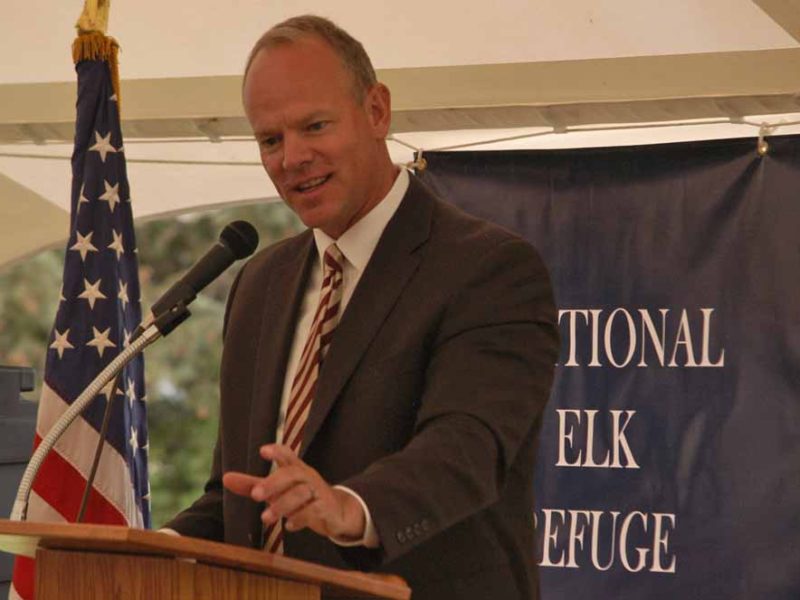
[243,36,392,239]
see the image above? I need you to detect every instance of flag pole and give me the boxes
[71,0,124,524]
[11,1,150,593]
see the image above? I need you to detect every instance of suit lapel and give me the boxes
[300,176,434,456]
[247,231,315,477]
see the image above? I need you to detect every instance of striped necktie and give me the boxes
[264,242,345,554]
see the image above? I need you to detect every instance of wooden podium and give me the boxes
[0,520,410,599]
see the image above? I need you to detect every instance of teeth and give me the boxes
[298,176,327,191]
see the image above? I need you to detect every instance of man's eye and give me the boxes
[259,136,280,149]
[307,121,328,132]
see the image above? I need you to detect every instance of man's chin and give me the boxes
[295,210,343,237]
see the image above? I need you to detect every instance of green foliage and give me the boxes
[0,199,304,527]
[0,248,65,391]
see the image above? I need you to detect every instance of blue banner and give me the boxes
[419,135,800,600]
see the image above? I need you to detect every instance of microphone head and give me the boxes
[220,220,259,259]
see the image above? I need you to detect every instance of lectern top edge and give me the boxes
[0,519,410,599]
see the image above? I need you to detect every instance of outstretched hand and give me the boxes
[222,444,366,541]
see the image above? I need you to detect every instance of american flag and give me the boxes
[11,37,150,600]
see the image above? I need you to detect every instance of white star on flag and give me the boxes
[86,326,116,358]
[126,378,137,407]
[78,277,107,309]
[78,184,91,212]
[118,281,129,309]
[108,230,125,259]
[49,329,75,359]
[123,328,132,348]
[59,286,66,303]
[99,180,121,212]
[70,230,99,262]
[129,427,139,456]
[89,130,117,163]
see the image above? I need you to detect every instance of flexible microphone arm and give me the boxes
[10,305,188,522]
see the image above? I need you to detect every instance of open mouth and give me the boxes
[295,174,331,193]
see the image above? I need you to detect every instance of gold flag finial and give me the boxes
[76,0,110,34]
[72,0,120,111]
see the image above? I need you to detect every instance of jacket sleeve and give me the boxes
[161,433,225,540]
[339,236,559,565]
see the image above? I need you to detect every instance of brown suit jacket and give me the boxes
[166,175,559,599]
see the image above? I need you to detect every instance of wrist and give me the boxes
[332,487,367,541]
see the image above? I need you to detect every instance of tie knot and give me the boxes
[323,243,344,274]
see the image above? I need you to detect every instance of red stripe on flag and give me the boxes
[30,434,127,525]
[11,556,35,600]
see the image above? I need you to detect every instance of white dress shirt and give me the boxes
[274,167,409,547]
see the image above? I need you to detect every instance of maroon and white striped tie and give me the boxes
[264,243,345,554]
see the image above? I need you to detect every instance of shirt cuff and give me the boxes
[157,528,181,536]
[330,485,380,548]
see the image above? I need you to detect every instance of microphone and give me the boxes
[151,220,259,318]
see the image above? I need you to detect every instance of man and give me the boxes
[166,15,559,599]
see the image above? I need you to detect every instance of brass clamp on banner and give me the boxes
[757,123,774,157]
[387,135,427,172]
[408,149,427,172]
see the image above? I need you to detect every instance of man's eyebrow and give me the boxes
[253,128,278,140]
[252,111,334,138]
[302,110,333,123]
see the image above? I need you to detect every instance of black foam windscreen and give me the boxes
[220,220,259,259]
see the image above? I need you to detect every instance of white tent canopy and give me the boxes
[1,0,799,266]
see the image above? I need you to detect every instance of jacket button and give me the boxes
[396,531,406,544]
[405,526,415,539]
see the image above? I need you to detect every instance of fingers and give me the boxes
[254,451,330,533]
[259,443,299,467]
[222,471,262,497]
[223,445,304,502]
[223,467,320,526]
[223,444,360,539]
[263,482,319,527]
[251,463,311,502]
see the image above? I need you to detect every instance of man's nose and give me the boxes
[281,132,313,171]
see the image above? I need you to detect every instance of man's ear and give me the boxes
[365,82,392,139]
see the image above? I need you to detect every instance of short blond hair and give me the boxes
[244,15,377,101]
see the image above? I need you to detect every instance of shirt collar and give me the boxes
[313,167,410,273]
